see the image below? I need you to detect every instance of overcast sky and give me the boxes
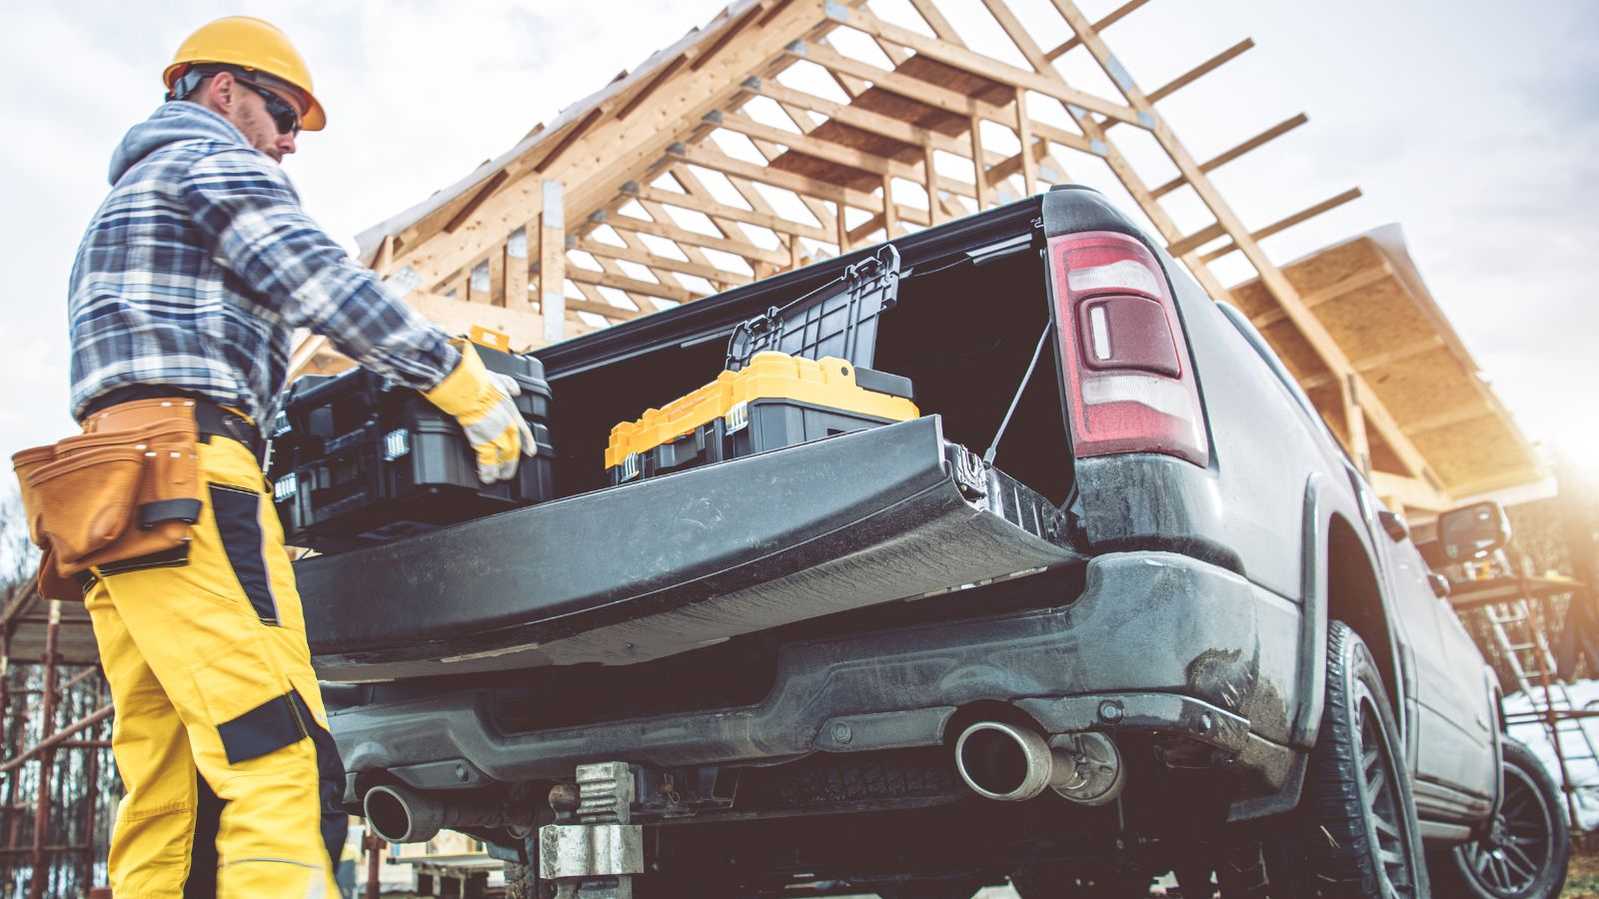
[1,0,1595,487]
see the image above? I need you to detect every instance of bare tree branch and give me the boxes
[0,475,39,598]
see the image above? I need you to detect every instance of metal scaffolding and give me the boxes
[0,586,116,898]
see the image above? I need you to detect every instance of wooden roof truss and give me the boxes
[320,0,1465,510]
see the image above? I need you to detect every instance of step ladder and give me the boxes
[1486,597,1599,825]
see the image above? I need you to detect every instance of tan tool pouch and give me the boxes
[12,408,201,599]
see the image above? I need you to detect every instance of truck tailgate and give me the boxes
[299,416,1080,681]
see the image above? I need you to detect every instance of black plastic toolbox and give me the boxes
[268,344,555,552]
[616,394,903,484]
[725,243,899,371]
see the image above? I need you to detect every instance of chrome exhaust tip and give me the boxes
[955,721,1056,801]
[363,784,444,843]
[954,722,1125,805]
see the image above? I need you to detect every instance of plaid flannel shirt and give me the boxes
[69,102,458,424]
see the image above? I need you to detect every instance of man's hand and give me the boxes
[422,341,537,484]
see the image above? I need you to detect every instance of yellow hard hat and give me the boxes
[163,16,326,131]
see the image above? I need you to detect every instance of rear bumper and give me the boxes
[330,551,1304,802]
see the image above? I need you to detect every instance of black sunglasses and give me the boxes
[235,78,301,136]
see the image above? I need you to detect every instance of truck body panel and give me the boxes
[299,187,1501,853]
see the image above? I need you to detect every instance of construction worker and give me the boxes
[65,16,534,897]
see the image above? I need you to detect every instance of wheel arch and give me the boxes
[1293,473,1406,750]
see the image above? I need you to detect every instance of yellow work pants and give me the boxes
[84,434,343,898]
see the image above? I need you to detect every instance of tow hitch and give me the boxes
[539,762,645,899]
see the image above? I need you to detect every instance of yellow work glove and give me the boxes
[423,340,537,484]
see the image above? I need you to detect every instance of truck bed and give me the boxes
[299,416,1081,681]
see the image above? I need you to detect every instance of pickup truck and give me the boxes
[298,187,1569,898]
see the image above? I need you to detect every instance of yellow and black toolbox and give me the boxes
[606,246,918,484]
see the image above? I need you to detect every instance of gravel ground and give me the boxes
[1565,846,1599,898]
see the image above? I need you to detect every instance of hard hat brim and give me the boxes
[163,60,326,131]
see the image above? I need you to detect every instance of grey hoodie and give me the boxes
[108,101,257,186]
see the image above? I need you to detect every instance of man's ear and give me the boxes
[205,71,236,115]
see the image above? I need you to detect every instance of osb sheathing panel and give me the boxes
[1227,279,1275,319]
[1366,428,1407,477]
[1313,280,1435,363]
[1259,318,1334,382]
[1414,416,1538,487]
[1228,237,1389,319]
[1306,382,1347,441]
[1363,345,1481,423]
[1283,238,1387,296]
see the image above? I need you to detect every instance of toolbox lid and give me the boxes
[604,352,918,469]
[726,244,900,372]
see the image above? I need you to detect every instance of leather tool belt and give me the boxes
[11,396,256,601]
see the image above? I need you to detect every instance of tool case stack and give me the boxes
[268,333,555,552]
[606,245,918,484]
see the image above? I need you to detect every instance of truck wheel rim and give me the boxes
[1458,762,1554,897]
[1358,697,1417,899]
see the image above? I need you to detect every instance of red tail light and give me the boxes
[1048,230,1209,467]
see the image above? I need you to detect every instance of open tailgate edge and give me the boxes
[299,416,1080,681]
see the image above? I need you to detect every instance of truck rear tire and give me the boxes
[1269,620,1428,898]
[1428,737,1569,899]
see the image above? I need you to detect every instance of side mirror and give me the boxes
[1437,501,1511,562]
[1377,508,1409,542]
[1428,572,1452,599]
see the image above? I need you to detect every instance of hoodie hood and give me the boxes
[109,101,252,185]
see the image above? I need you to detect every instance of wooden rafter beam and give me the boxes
[1044,0,1148,61]
[443,171,510,234]
[848,211,887,245]
[713,110,980,201]
[1370,472,1451,513]
[636,190,781,280]
[1147,39,1255,104]
[616,54,687,120]
[714,111,888,176]
[1252,261,1393,331]
[533,107,605,172]
[672,160,832,250]
[1297,336,1446,390]
[791,40,990,118]
[566,267,702,304]
[1198,187,1362,262]
[689,4,765,72]
[602,209,792,267]
[669,143,931,227]
[1150,113,1309,199]
[566,295,648,321]
[821,6,1144,126]
[748,77,1072,175]
[575,237,752,286]
[907,0,965,45]
[587,253,664,313]
[626,181,833,241]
